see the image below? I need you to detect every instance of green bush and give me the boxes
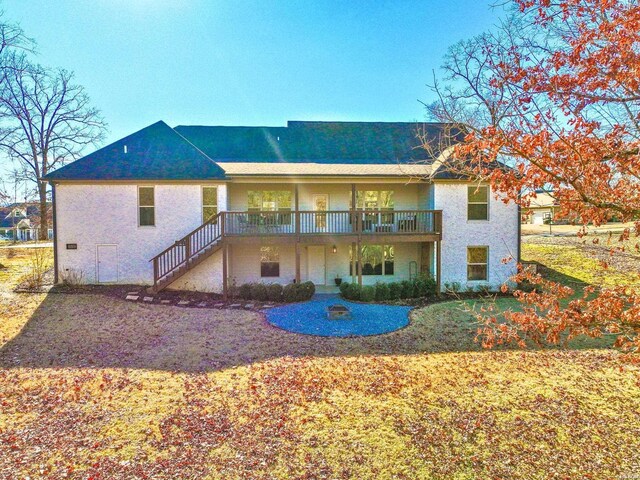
[250,283,268,301]
[414,275,437,297]
[266,283,283,302]
[400,280,413,299]
[239,283,253,300]
[388,282,402,300]
[360,285,376,302]
[297,281,316,301]
[339,282,350,296]
[375,282,390,301]
[340,282,361,301]
[283,283,298,303]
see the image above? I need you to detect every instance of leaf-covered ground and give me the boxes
[1,246,640,479]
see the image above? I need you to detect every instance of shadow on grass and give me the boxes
[0,268,614,374]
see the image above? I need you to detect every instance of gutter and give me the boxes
[51,182,59,284]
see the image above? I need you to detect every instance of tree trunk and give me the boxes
[38,181,48,241]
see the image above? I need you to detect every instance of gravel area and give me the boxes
[264,294,411,337]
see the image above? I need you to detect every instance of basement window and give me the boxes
[260,246,280,277]
[467,246,488,281]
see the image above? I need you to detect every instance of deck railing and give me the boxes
[223,209,442,236]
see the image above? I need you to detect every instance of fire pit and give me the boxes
[326,304,352,320]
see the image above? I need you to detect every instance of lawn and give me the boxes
[1,244,639,479]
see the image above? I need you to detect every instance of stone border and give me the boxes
[123,290,278,311]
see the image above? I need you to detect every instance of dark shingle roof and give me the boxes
[46,121,226,181]
[175,121,463,164]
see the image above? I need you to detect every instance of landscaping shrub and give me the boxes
[339,282,350,297]
[415,275,437,297]
[297,281,316,301]
[266,283,283,302]
[400,280,414,299]
[375,282,390,301]
[283,283,298,303]
[348,283,361,300]
[388,282,402,300]
[360,285,376,302]
[250,283,268,302]
[239,283,253,300]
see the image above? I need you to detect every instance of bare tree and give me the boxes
[0,57,107,239]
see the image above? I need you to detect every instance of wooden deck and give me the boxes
[150,209,442,294]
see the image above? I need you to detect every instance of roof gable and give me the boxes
[46,121,226,181]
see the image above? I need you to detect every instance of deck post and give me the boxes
[436,239,442,294]
[295,242,301,284]
[222,241,228,301]
[351,241,357,284]
[357,238,362,287]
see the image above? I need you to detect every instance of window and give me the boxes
[202,186,218,222]
[467,246,488,281]
[350,190,395,227]
[248,190,292,225]
[468,185,489,221]
[349,245,394,276]
[260,246,280,277]
[138,186,155,226]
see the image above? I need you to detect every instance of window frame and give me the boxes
[350,244,395,276]
[202,186,218,223]
[467,246,489,281]
[137,186,155,227]
[260,246,280,278]
[467,185,490,221]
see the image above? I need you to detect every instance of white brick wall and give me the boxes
[55,183,226,286]
[54,181,518,293]
[434,183,519,291]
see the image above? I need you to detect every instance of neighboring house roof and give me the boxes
[46,121,227,181]
[0,202,51,229]
[174,121,464,164]
[529,192,558,209]
[220,162,435,177]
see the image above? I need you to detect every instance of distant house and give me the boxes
[45,120,520,295]
[522,190,559,225]
[0,203,53,241]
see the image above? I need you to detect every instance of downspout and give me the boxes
[51,182,59,284]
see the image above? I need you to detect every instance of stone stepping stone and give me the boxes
[177,300,190,306]
[125,295,139,301]
[143,296,154,302]
[160,300,171,304]
[197,302,208,307]
[214,303,225,308]
[229,303,242,308]
[262,305,274,309]
[244,303,255,309]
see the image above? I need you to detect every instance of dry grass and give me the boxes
[1,245,639,479]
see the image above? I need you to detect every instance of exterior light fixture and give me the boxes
[332,245,337,254]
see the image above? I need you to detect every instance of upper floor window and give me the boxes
[248,190,292,225]
[467,246,488,281]
[468,185,489,221]
[202,186,218,222]
[138,186,155,226]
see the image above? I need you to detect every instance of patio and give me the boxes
[263,294,412,337]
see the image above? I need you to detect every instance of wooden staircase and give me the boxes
[150,212,224,292]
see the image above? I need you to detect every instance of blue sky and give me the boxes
[3,0,504,146]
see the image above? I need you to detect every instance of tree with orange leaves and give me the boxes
[426,0,640,353]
